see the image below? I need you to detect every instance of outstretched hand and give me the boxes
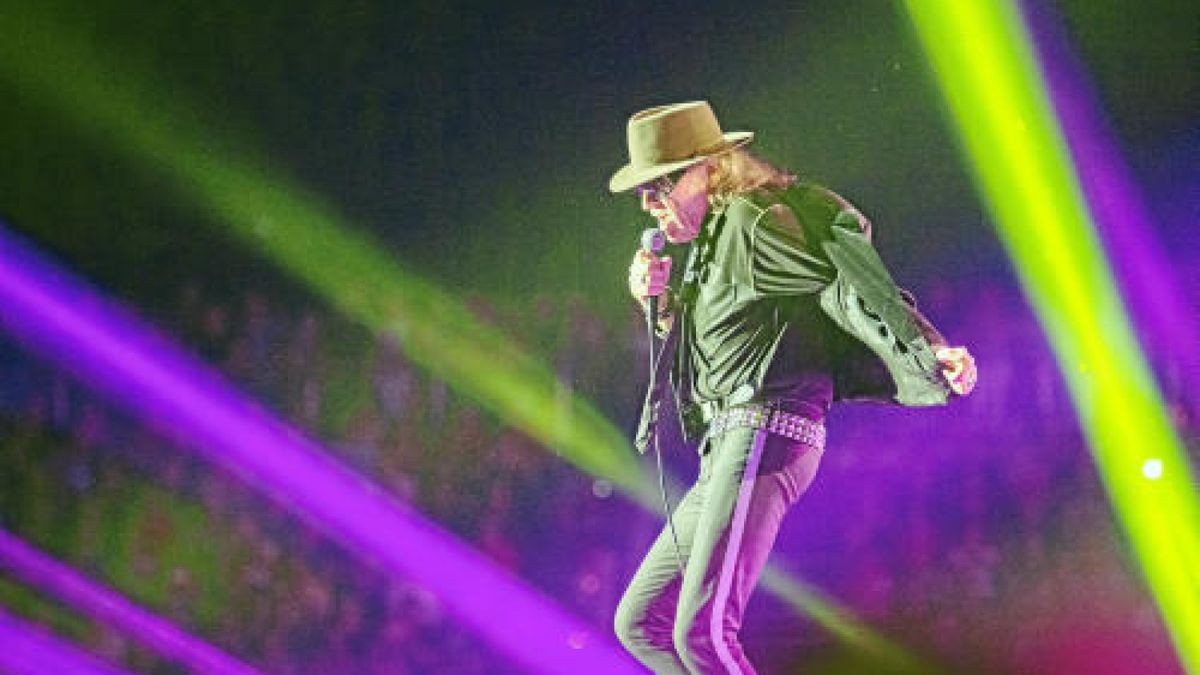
[935,346,977,396]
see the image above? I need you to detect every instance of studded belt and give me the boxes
[706,403,826,449]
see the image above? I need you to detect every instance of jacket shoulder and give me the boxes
[723,190,807,261]
[789,183,873,238]
[732,182,846,251]
[723,185,817,233]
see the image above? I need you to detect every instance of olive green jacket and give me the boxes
[635,182,951,451]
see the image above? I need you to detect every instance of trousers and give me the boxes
[614,425,825,674]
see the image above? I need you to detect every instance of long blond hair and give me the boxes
[706,149,796,206]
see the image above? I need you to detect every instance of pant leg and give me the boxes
[614,452,714,674]
[674,428,825,674]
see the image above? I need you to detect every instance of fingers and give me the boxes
[937,346,977,395]
[960,351,978,394]
[950,364,977,395]
[628,251,672,301]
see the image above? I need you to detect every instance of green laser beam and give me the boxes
[0,3,650,500]
[903,1,1200,672]
[760,567,939,674]
[0,5,938,671]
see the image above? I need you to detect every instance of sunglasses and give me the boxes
[635,175,676,197]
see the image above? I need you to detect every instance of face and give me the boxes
[636,162,710,244]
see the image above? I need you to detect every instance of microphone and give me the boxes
[640,228,666,326]
[641,227,666,254]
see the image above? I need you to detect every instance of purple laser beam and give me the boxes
[0,605,133,675]
[0,528,261,675]
[1020,0,1200,402]
[0,225,640,675]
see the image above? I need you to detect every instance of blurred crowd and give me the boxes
[0,276,1195,674]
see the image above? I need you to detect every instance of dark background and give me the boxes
[2,0,1193,328]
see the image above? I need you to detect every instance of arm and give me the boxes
[747,185,977,401]
[900,288,977,396]
[899,288,947,348]
[818,192,978,401]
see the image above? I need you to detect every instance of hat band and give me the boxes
[631,137,732,170]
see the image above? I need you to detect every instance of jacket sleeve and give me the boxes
[832,196,948,349]
[900,289,947,348]
[819,214,952,406]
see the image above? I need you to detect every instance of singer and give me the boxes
[609,101,977,674]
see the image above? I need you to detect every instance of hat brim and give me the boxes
[608,131,754,193]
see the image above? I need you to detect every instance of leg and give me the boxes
[614,455,712,674]
[674,428,825,674]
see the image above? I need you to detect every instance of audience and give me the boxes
[0,278,1194,673]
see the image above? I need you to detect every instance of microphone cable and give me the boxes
[640,226,688,576]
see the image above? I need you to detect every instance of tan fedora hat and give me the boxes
[609,101,753,193]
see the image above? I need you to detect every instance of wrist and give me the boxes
[636,290,676,331]
[655,312,674,336]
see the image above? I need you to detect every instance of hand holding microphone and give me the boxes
[628,228,671,307]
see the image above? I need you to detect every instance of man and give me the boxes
[608,101,976,674]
